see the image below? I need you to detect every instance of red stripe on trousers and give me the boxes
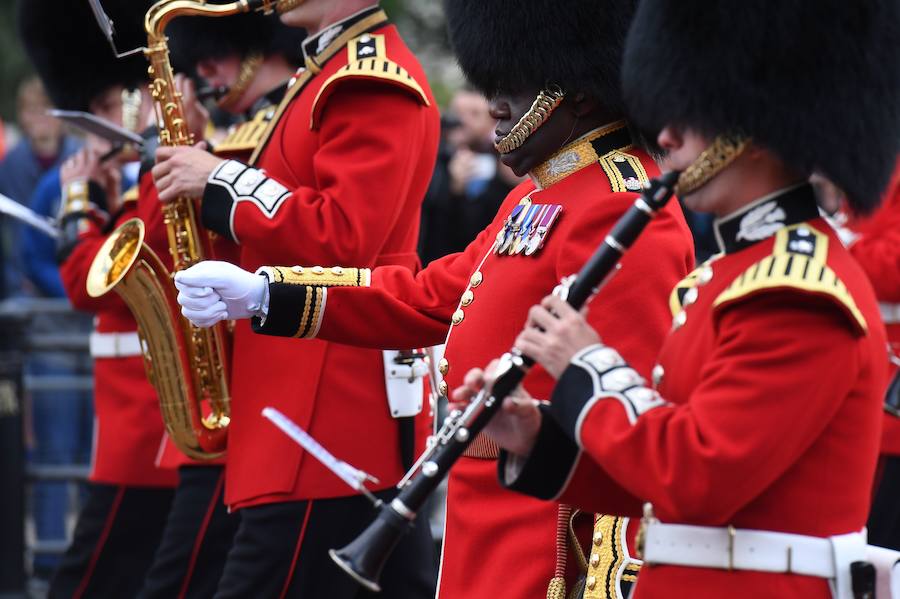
[72,486,126,599]
[277,501,314,599]
[177,470,226,599]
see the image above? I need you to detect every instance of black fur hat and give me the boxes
[18,0,152,112]
[622,0,900,210]
[444,0,636,116]
[167,11,305,75]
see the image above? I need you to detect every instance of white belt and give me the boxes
[881,302,900,324]
[89,331,143,358]
[641,521,865,587]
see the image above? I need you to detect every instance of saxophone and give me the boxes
[86,0,303,459]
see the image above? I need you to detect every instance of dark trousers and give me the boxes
[138,465,240,599]
[213,490,437,599]
[869,455,900,549]
[49,483,174,599]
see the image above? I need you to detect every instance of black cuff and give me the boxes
[251,280,315,338]
[548,362,598,445]
[201,180,237,242]
[498,404,580,500]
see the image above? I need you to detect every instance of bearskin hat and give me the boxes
[167,10,306,75]
[444,0,636,117]
[622,0,900,211]
[18,0,152,112]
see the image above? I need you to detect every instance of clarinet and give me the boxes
[330,170,683,592]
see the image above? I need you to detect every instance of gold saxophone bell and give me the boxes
[87,219,230,459]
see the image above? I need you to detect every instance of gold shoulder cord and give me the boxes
[494,86,565,155]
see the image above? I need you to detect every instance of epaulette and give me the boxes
[214,106,274,155]
[597,149,650,193]
[713,224,867,334]
[669,264,705,316]
[310,33,430,130]
[121,185,139,204]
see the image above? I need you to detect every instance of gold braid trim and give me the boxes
[675,136,749,197]
[495,86,565,155]
[262,265,371,288]
[260,266,371,339]
[713,224,867,334]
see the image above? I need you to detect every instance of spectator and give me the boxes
[0,77,80,297]
[418,88,524,265]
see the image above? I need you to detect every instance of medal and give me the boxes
[524,204,562,256]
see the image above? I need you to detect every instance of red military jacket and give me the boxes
[252,124,694,598]
[503,184,887,598]
[197,6,440,507]
[843,162,900,455]
[60,184,177,488]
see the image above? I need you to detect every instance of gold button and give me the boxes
[312,266,324,275]
[438,381,448,396]
[291,266,303,274]
[593,531,603,546]
[331,266,344,276]
[452,309,465,325]
[438,358,449,376]
[460,289,474,307]
[586,576,597,591]
[590,553,600,567]
[470,271,483,287]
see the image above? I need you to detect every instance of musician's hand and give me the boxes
[174,261,267,327]
[60,148,105,188]
[515,294,600,379]
[152,143,223,202]
[175,73,210,142]
[450,361,542,456]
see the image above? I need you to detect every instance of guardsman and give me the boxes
[19,1,177,596]
[135,13,308,599]
[834,161,900,551]
[151,1,441,596]
[172,0,695,596]
[464,1,900,598]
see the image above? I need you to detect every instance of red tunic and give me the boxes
[506,185,887,598]
[254,125,694,598]
[844,162,900,455]
[197,8,441,507]
[60,195,177,488]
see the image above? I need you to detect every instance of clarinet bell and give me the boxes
[329,504,414,593]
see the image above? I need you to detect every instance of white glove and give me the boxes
[174,261,267,328]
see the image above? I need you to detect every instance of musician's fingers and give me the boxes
[503,394,539,415]
[177,290,221,311]
[181,301,228,327]
[514,329,545,359]
[173,277,214,296]
[155,146,178,165]
[527,304,558,331]
[462,367,487,392]
[482,358,502,386]
[541,293,577,317]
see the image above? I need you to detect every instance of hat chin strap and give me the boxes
[217,53,264,112]
[675,135,750,197]
[494,85,565,155]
